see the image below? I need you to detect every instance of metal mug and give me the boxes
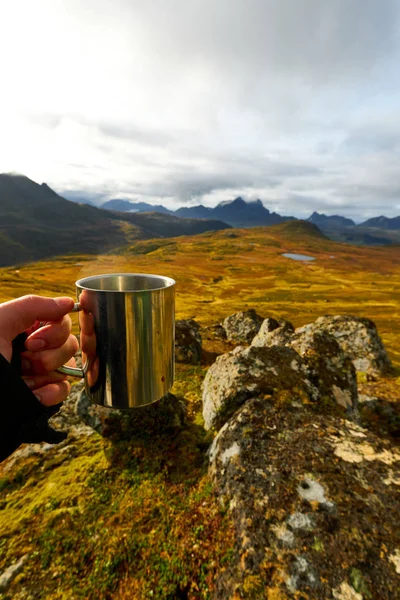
[58,273,175,409]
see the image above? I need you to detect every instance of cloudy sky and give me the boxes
[1,0,399,220]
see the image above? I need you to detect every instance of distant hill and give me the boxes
[102,199,173,215]
[306,211,400,246]
[0,174,230,267]
[175,205,214,219]
[359,216,400,230]
[308,212,355,229]
[106,210,231,239]
[272,220,327,240]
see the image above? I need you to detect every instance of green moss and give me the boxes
[0,445,106,537]
[357,372,368,384]
[350,568,371,598]
[312,537,325,552]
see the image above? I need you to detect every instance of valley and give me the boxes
[1,221,399,599]
[1,222,399,367]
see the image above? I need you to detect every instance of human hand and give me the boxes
[0,295,79,406]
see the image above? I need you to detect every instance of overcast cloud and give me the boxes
[0,0,399,220]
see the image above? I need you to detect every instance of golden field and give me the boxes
[1,223,399,366]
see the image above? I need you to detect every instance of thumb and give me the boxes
[0,295,75,342]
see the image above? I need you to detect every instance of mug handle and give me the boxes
[56,302,89,378]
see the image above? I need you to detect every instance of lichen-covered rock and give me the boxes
[204,323,227,340]
[289,329,358,411]
[202,345,319,430]
[76,390,186,438]
[299,315,392,375]
[251,317,294,347]
[222,309,264,343]
[175,318,202,364]
[208,397,400,599]
[358,396,400,440]
[49,381,94,437]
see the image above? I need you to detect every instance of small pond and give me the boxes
[282,253,316,262]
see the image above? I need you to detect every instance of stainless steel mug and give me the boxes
[58,273,175,409]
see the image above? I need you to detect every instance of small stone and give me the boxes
[0,555,29,592]
[251,318,294,347]
[222,309,264,343]
[175,319,202,364]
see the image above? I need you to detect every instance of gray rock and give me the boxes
[289,329,358,411]
[208,396,400,599]
[222,309,264,343]
[251,317,294,347]
[175,319,202,364]
[202,344,318,430]
[252,314,390,377]
[204,323,227,340]
[49,381,93,437]
[0,554,29,592]
[77,391,186,437]
[300,315,392,375]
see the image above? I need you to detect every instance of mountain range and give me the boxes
[100,197,400,241]
[0,174,229,267]
[1,173,399,269]
[102,196,295,228]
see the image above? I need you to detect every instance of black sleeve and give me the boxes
[0,334,67,462]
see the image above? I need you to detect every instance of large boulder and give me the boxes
[298,316,392,375]
[202,345,319,430]
[251,317,294,347]
[208,396,400,599]
[202,328,359,430]
[175,318,202,364]
[222,309,264,343]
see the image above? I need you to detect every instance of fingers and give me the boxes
[21,334,79,375]
[23,358,76,390]
[25,314,73,352]
[33,380,71,407]
[0,295,74,342]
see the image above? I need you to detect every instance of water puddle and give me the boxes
[282,253,316,262]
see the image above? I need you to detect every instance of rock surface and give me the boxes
[289,329,358,411]
[251,317,294,347]
[251,314,391,376]
[208,396,400,599]
[77,390,186,438]
[203,329,358,430]
[175,318,202,364]
[202,345,319,430]
[222,309,264,343]
[298,316,392,375]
